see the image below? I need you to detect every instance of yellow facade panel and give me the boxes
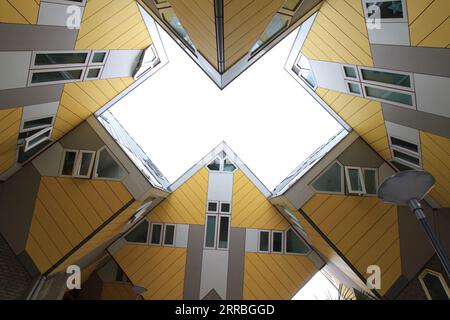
[0,0,40,24]
[0,107,22,175]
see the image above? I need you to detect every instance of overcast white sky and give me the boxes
[111,26,342,191]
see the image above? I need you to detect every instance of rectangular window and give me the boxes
[393,150,420,166]
[258,231,270,252]
[360,68,412,90]
[90,51,108,65]
[345,167,366,194]
[85,67,102,80]
[150,223,163,245]
[272,231,283,253]
[282,0,302,12]
[218,216,230,249]
[24,127,52,152]
[30,68,84,86]
[363,168,378,195]
[390,136,419,153]
[163,224,176,246]
[22,116,54,132]
[343,65,358,79]
[391,160,413,172]
[205,215,217,248]
[363,84,415,108]
[74,151,95,178]
[61,150,78,176]
[33,52,89,68]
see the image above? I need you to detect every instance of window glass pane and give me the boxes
[62,151,77,176]
[78,152,93,176]
[23,117,53,130]
[96,148,125,179]
[286,229,309,254]
[87,68,101,78]
[251,14,290,53]
[218,216,229,249]
[364,169,377,195]
[283,0,301,11]
[272,232,283,253]
[27,129,51,150]
[301,70,316,88]
[205,216,217,248]
[164,225,175,245]
[391,160,412,172]
[297,55,311,70]
[361,69,410,87]
[312,162,342,193]
[223,159,236,172]
[344,66,357,78]
[162,10,195,50]
[150,224,162,244]
[393,150,420,165]
[125,220,149,243]
[390,137,418,153]
[35,53,88,65]
[348,82,361,94]
[92,52,106,63]
[259,231,270,252]
[366,1,404,19]
[207,202,218,212]
[423,273,449,300]
[348,168,363,192]
[220,203,230,213]
[31,69,83,84]
[207,158,221,171]
[365,85,413,106]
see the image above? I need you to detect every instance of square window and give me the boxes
[220,202,230,214]
[343,66,358,79]
[86,68,101,79]
[91,52,106,64]
[207,202,218,212]
[348,82,361,95]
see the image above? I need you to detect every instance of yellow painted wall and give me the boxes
[316,88,391,161]
[170,0,218,68]
[0,0,40,24]
[224,0,285,70]
[52,77,134,140]
[243,252,317,300]
[101,282,135,300]
[301,0,373,66]
[302,194,402,296]
[75,0,152,50]
[149,168,208,225]
[420,131,450,207]
[0,107,22,175]
[232,170,289,230]
[113,244,186,300]
[25,176,133,273]
[407,0,450,48]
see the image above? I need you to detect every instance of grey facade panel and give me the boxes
[0,24,78,51]
[337,138,384,168]
[0,164,41,255]
[382,103,450,139]
[371,44,450,78]
[183,224,205,300]
[59,121,105,151]
[0,85,64,110]
[226,227,246,300]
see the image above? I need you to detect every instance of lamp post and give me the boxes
[377,170,450,279]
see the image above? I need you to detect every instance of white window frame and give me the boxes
[28,67,86,87]
[345,80,363,97]
[389,135,420,155]
[204,214,219,249]
[59,149,79,177]
[216,214,230,250]
[271,230,284,254]
[219,201,231,215]
[73,150,96,178]
[20,114,55,133]
[92,146,127,181]
[24,127,52,152]
[358,66,415,92]
[392,148,422,168]
[345,166,366,195]
[362,167,379,196]
[149,222,163,245]
[89,50,109,66]
[419,269,450,300]
[295,54,317,90]
[362,0,408,23]
[342,64,359,80]
[310,160,345,195]
[362,83,416,109]
[207,201,219,213]
[222,157,237,173]
[43,0,87,6]
[123,219,150,245]
[84,66,104,81]
[258,230,271,253]
[284,227,311,256]
[30,50,91,70]
[162,224,176,247]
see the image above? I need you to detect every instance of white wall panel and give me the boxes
[367,23,410,45]
[309,60,347,93]
[0,52,32,90]
[415,74,450,118]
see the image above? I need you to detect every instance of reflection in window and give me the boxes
[259,231,270,252]
[361,69,411,88]
[163,225,175,246]
[150,223,163,245]
[365,0,404,19]
[286,229,309,254]
[251,14,290,54]
[294,55,316,88]
[125,220,149,243]
[218,216,230,249]
[205,215,217,248]
[363,168,378,195]
[346,167,365,194]
[312,162,343,193]
[272,232,283,253]
[207,158,221,171]
[95,148,126,180]
[162,9,195,51]
[223,158,236,172]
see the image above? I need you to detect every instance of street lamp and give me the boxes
[377,170,450,279]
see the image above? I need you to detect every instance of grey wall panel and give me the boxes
[226,228,245,300]
[183,225,205,300]
[59,121,105,151]
[337,138,384,168]
[0,24,78,51]
[382,103,450,139]
[372,44,450,78]
[32,142,64,177]
[0,85,64,110]
[0,164,41,255]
